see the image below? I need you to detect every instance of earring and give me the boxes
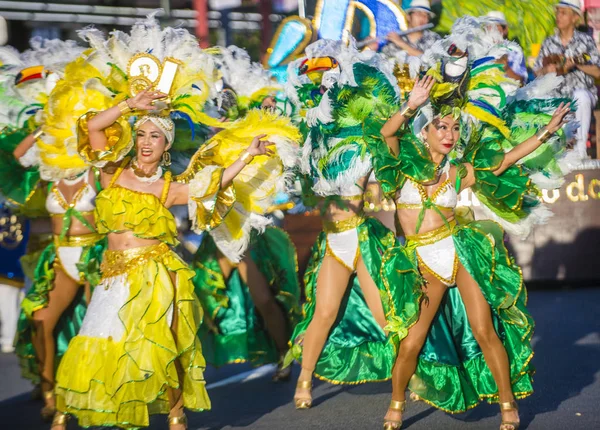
[423,138,430,150]
[161,151,171,167]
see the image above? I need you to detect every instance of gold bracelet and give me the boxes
[32,127,44,139]
[118,100,132,115]
[536,127,552,143]
[240,151,254,165]
[399,102,417,119]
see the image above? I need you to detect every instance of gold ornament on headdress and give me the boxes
[127,53,182,115]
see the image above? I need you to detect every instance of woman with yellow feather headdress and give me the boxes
[190,45,301,382]
[0,38,108,424]
[49,15,300,430]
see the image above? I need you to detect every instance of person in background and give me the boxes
[0,207,27,354]
[383,0,441,57]
[535,0,600,159]
[486,11,529,85]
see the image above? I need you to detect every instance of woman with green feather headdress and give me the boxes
[283,39,424,410]
[368,16,577,430]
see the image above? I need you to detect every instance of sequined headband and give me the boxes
[133,115,175,145]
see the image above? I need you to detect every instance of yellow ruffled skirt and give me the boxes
[55,243,211,428]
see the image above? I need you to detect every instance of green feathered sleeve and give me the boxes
[503,97,572,180]
[0,127,42,208]
[461,128,540,224]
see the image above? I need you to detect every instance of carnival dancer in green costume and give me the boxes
[0,39,107,422]
[284,39,423,409]
[192,46,302,380]
[369,17,577,430]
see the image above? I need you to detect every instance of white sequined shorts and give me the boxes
[323,214,365,272]
[406,221,459,286]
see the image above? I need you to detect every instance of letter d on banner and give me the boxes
[313,0,407,42]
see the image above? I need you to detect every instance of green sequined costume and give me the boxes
[193,227,302,366]
[368,17,578,412]
[290,217,422,384]
[285,40,423,384]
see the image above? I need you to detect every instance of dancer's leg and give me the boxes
[238,255,288,354]
[385,270,447,425]
[294,256,352,402]
[455,264,519,427]
[355,257,387,330]
[32,267,80,410]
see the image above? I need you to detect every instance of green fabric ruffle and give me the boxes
[290,217,422,384]
[364,117,436,198]
[15,238,106,383]
[193,227,302,367]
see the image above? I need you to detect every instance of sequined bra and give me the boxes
[396,165,457,233]
[46,172,97,215]
[94,159,178,246]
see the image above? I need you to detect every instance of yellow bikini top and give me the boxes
[94,158,178,246]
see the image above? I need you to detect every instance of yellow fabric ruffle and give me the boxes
[178,109,300,262]
[188,165,236,233]
[95,186,179,246]
[77,111,133,167]
[55,243,210,428]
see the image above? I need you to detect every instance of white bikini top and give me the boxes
[396,164,457,210]
[46,171,97,215]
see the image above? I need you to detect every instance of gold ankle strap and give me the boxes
[389,400,406,412]
[296,380,312,389]
[168,414,187,425]
[52,413,69,425]
[499,400,518,411]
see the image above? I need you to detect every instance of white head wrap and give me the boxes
[133,114,175,146]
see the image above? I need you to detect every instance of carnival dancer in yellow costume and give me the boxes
[50,16,299,430]
[192,46,301,381]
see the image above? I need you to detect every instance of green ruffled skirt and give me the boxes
[383,220,534,413]
[193,227,302,366]
[15,237,106,383]
[290,217,422,384]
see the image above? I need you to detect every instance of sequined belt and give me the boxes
[54,232,104,248]
[405,220,457,247]
[101,242,169,279]
[323,213,365,234]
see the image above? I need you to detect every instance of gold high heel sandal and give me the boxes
[51,412,69,429]
[383,400,406,430]
[499,400,520,430]
[41,391,56,422]
[168,414,188,428]
[294,380,313,409]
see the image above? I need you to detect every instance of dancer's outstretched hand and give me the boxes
[407,75,435,110]
[247,134,275,157]
[547,102,571,134]
[127,89,168,111]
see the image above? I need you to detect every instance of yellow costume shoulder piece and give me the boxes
[181,109,300,263]
[77,112,133,167]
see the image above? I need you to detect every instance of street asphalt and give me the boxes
[1,288,599,429]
